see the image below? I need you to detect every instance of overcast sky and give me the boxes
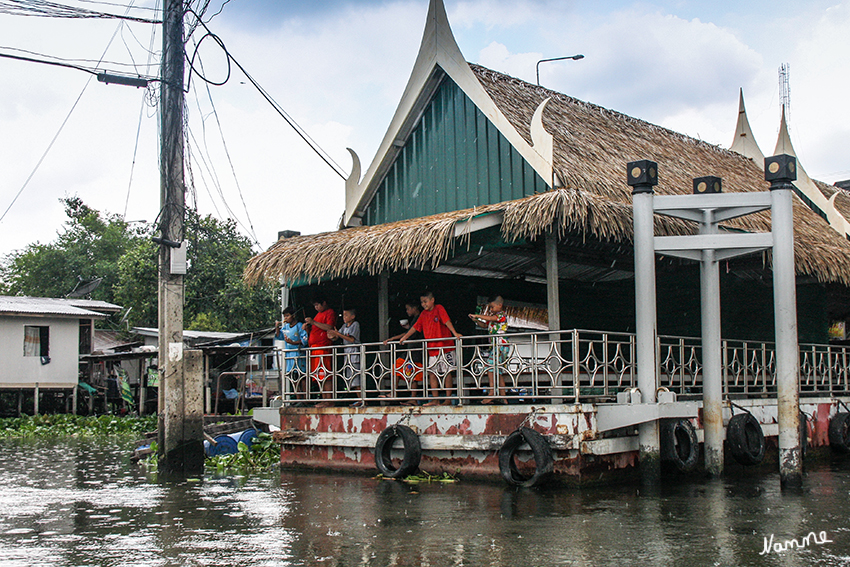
[0,0,848,259]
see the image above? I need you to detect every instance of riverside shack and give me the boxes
[0,296,121,414]
[245,0,850,484]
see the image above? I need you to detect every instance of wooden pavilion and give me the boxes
[245,0,850,347]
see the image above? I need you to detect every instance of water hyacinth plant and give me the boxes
[0,414,157,438]
[206,432,279,475]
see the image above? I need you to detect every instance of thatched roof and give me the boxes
[244,190,693,285]
[245,65,850,287]
[469,65,850,286]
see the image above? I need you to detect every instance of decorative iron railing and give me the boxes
[270,329,850,406]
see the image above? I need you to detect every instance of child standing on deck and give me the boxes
[304,297,337,408]
[398,291,462,406]
[328,308,363,406]
[469,296,509,404]
[275,306,309,401]
[383,300,424,403]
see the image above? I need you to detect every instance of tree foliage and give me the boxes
[1,198,278,332]
[0,197,141,302]
[116,209,278,331]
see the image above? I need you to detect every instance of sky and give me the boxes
[0,0,848,260]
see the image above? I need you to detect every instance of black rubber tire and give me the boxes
[374,425,421,478]
[661,419,699,472]
[828,412,850,454]
[727,412,766,466]
[498,427,554,487]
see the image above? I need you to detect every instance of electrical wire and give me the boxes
[192,36,259,245]
[0,50,159,83]
[123,0,161,219]
[0,0,158,22]
[228,56,348,180]
[185,122,259,243]
[0,0,161,23]
[74,0,159,11]
[0,0,145,225]
[0,50,98,75]
[185,133,225,220]
[0,45,157,70]
[0,79,91,224]
[201,0,229,23]
[184,11,348,180]
[119,17,160,60]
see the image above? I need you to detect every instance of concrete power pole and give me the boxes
[157,0,204,476]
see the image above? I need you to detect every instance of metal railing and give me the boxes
[272,329,850,406]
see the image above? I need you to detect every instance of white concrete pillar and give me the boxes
[629,160,660,483]
[771,176,802,487]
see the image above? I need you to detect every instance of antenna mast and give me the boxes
[779,63,791,128]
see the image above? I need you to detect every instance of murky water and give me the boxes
[1,439,849,566]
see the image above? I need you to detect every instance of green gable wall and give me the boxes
[364,74,548,225]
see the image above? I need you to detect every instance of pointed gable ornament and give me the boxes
[344,0,557,227]
[772,106,850,239]
[729,89,765,166]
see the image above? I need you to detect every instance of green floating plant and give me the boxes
[205,432,279,476]
[0,414,157,439]
[376,470,458,483]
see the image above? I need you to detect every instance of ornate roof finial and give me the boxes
[729,88,764,166]
[773,104,850,238]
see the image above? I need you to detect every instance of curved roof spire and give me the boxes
[773,105,850,238]
[343,0,555,227]
[729,88,764,166]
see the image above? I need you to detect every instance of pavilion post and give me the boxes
[379,272,389,342]
[628,160,661,483]
[767,154,802,487]
[545,229,561,333]
[699,213,724,476]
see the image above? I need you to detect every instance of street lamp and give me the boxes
[536,54,584,86]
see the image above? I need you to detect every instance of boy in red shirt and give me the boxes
[398,291,462,406]
[304,297,337,407]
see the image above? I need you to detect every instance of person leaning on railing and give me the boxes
[382,300,424,404]
[397,291,462,406]
[328,308,363,407]
[275,307,308,402]
[304,297,337,408]
[469,295,509,404]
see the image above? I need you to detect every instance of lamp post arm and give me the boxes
[536,54,585,86]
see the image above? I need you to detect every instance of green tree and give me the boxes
[113,239,158,328]
[1,198,278,333]
[0,197,142,303]
[114,209,278,331]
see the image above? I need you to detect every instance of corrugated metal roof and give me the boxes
[64,298,122,313]
[132,327,243,340]
[0,296,117,318]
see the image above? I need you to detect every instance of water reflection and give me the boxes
[0,439,848,566]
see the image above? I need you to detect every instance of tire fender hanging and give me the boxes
[498,427,554,487]
[727,412,766,466]
[660,419,699,472]
[828,412,850,454]
[374,424,421,478]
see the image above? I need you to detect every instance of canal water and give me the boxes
[1,438,848,566]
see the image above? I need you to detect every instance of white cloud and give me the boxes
[451,0,572,29]
[1,0,848,262]
[781,2,850,181]
[477,41,542,83]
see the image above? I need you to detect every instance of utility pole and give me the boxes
[157,0,204,475]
